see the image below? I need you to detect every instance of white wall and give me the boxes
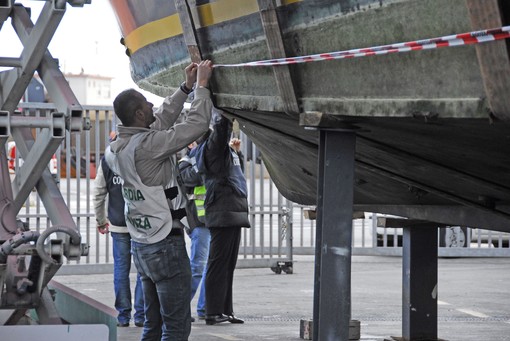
[67,76,113,106]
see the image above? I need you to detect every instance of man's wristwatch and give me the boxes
[180,82,192,95]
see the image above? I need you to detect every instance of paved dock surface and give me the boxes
[54,255,510,341]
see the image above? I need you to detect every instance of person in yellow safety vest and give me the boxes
[193,185,206,221]
[178,135,211,321]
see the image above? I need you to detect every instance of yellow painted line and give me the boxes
[124,0,303,54]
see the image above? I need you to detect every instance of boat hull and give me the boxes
[110,0,510,231]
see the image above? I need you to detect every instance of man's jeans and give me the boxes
[111,232,144,324]
[189,227,210,317]
[132,232,192,341]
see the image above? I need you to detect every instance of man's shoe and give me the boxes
[205,314,229,325]
[134,321,144,327]
[191,317,196,323]
[227,315,244,324]
[117,322,129,327]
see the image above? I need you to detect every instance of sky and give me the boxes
[0,0,165,104]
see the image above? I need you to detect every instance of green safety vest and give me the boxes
[194,185,206,218]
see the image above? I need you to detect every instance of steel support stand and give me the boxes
[379,217,441,341]
[312,131,325,341]
[402,226,438,340]
[308,117,356,340]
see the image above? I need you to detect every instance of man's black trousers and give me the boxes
[205,226,242,316]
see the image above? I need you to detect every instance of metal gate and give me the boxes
[14,103,294,274]
[12,103,510,276]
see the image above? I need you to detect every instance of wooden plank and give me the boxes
[299,111,358,129]
[257,0,300,116]
[377,217,449,229]
[175,0,202,63]
[466,0,510,120]
[303,209,364,220]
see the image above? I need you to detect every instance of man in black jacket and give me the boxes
[178,137,211,321]
[93,152,144,327]
[195,111,250,325]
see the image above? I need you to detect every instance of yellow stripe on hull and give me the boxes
[124,0,302,54]
[124,15,183,55]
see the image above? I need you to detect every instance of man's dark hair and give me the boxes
[113,89,142,126]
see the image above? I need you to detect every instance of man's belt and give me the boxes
[165,185,186,220]
[169,228,183,236]
[164,186,178,200]
[170,208,186,220]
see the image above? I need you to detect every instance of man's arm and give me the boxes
[198,113,232,175]
[237,150,245,173]
[138,61,214,161]
[151,90,190,130]
[139,87,213,162]
[178,158,204,188]
[92,160,109,234]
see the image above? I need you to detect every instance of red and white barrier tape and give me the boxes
[213,26,510,68]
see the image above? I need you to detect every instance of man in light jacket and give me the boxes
[106,60,213,340]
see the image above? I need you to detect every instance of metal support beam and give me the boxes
[0,110,66,131]
[9,125,76,234]
[1,2,65,112]
[378,218,440,341]
[312,129,325,341]
[11,125,64,212]
[403,225,438,340]
[0,1,82,237]
[8,3,84,129]
[0,0,11,29]
[302,111,357,340]
[0,57,20,68]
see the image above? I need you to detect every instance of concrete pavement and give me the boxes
[54,255,510,341]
